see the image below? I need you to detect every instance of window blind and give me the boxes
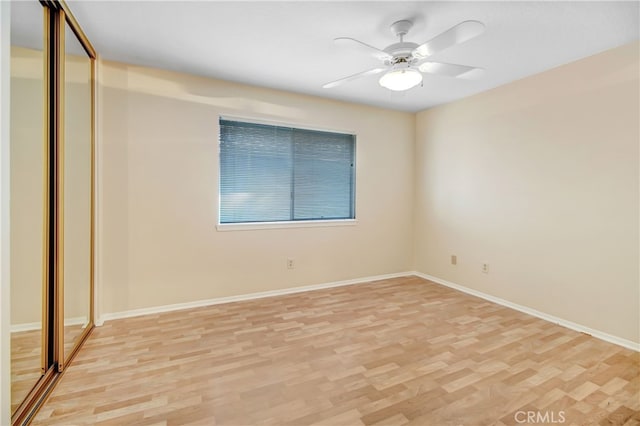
[219,119,355,224]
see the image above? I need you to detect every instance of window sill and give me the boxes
[216,219,358,232]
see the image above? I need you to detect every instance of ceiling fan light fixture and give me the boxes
[324,17,486,91]
[379,67,422,91]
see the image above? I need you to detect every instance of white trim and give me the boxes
[99,271,413,323]
[0,2,11,423]
[94,54,102,327]
[11,316,87,333]
[64,316,88,328]
[98,270,639,352]
[413,272,640,352]
[10,322,41,333]
[217,219,358,232]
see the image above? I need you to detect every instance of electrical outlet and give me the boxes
[482,263,489,273]
[451,255,457,265]
[287,258,295,269]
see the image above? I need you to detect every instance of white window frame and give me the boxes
[216,116,358,231]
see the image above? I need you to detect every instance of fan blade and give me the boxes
[413,20,485,58]
[322,67,387,89]
[418,61,485,79]
[334,37,393,61]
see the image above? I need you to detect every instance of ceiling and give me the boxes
[50,1,640,112]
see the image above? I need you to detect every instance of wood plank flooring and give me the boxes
[32,276,639,425]
[11,323,88,415]
[11,329,41,413]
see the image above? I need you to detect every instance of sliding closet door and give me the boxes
[9,1,52,421]
[57,10,95,371]
[10,2,97,424]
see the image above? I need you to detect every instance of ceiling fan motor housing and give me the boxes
[385,20,419,65]
[384,42,420,63]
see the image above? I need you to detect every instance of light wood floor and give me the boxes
[33,276,639,425]
[11,324,87,415]
[11,329,41,413]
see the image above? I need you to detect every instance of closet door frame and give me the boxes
[54,4,96,372]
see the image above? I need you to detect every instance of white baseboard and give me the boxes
[65,316,89,328]
[97,271,414,326]
[11,316,87,333]
[96,270,639,352]
[10,321,41,333]
[413,272,640,352]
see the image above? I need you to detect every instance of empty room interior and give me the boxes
[1,1,639,425]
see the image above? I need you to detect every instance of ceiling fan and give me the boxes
[323,19,485,91]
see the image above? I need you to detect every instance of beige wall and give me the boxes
[414,41,639,344]
[97,61,415,315]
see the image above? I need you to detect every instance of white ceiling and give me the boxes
[60,1,639,112]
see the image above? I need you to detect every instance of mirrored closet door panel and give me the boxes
[59,13,94,367]
[9,0,48,416]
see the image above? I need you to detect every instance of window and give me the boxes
[219,119,356,225]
